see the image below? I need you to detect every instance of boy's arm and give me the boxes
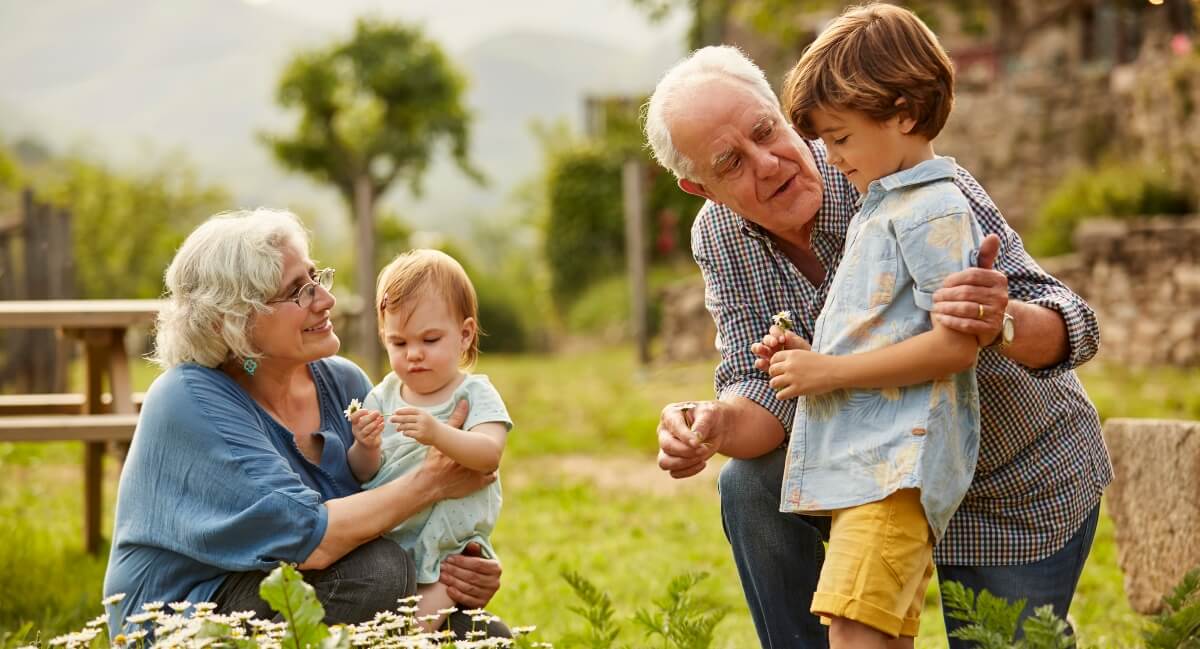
[428,421,507,473]
[768,323,976,397]
[946,168,1100,374]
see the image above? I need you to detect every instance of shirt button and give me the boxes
[911,427,927,436]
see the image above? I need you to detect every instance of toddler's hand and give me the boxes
[391,407,441,446]
[349,408,384,450]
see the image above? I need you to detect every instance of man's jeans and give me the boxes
[719,448,1099,649]
[212,538,511,639]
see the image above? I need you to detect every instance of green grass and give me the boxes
[2,349,1196,646]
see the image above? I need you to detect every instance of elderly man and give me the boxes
[646,46,1111,648]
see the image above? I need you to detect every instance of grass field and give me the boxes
[2,347,1195,647]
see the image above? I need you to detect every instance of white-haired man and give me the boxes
[647,46,1111,648]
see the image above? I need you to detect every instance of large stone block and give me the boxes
[1102,418,1200,613]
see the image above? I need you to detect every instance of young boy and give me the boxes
[761,4,986,647]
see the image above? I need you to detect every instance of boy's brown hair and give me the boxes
[376,248,481,367]
[783,3,955,141]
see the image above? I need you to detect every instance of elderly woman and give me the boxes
[103,209,509,637]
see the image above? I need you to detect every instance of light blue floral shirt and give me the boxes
[780,157,983,539]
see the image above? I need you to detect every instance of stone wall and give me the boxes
[1041,217,1200,367]
[1102,418,1200,614]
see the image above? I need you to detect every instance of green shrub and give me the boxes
[1029,162,1190,257]
[543,145,627,308]
[943,567,1200,649]
[564,266,699,339]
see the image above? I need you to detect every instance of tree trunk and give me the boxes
[354,175,380,377]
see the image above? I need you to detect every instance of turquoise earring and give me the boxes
[243,358,258,376]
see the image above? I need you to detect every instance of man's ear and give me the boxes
[893,96,918,135]
[679,178,715,201]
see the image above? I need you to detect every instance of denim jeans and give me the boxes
[719,447,1100,649]
[938,503,1100,649]
[212,538,511,639]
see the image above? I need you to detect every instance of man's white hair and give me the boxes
[644,45,781,181]
[152,208,310,368]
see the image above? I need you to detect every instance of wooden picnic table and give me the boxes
[0,299,162,553]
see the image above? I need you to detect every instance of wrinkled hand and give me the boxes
[419,446,494,501]
[751,325,812,372]
[768,349,835,399]
[440,542,501,608]
[349,408,384,451]
[932,233,1007,346]
[656,400,725,479]
[391,406,442,446]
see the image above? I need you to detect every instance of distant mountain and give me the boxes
[0,1,683,234]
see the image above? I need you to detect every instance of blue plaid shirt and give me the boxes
[694,139,1112,565]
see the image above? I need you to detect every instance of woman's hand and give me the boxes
[440,542,502,608]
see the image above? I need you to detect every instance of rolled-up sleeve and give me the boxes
[694,222,797,432]
[956,169,1101,376]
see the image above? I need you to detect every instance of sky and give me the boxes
[249,0,690,52]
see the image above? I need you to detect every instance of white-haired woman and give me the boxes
[102,209,509,638]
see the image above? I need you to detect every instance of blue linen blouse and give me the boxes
[102,356,372,631]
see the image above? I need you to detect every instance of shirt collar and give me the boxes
[869,156,958,194]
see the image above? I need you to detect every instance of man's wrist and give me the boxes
[986,309,1016,350]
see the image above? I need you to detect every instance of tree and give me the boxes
[262,19,482,373]
[44,154,229,300]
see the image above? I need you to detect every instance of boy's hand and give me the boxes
[349,408,384,451]
[391,407,442,446]
[768,348,833,399]
[752,325,811,372]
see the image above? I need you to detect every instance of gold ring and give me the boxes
[977,303,986,319]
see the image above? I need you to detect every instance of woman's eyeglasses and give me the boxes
[267,268,334,309]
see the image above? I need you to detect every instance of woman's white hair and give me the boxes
[152,208,310,369]
[644,45,781,180]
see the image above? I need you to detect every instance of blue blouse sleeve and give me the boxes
[117,366,328,571]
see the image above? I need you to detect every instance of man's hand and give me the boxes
[768,349,835,399]
[656,400,726,479]
[440,541,501,608]
[751,325,811,372]
[932,233,1007,346]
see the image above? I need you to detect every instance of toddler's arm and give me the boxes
[391,408,506,473]
[347,398,385,483]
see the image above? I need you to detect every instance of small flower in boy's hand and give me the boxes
[343,398,362,421]
[771,310,794,332]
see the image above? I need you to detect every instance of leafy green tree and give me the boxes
[262,18,482,373]
[43,155,229,300]
[0,145,19,190]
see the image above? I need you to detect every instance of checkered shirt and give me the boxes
[693,139,1113,565]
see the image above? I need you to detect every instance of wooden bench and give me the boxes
[0,392,147,416]
[0,413,139,554]
[0,414,139,442]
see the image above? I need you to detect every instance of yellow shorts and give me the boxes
[811,488,934,638]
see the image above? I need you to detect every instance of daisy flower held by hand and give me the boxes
[343,398,362,421]
[772,310,794,332]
